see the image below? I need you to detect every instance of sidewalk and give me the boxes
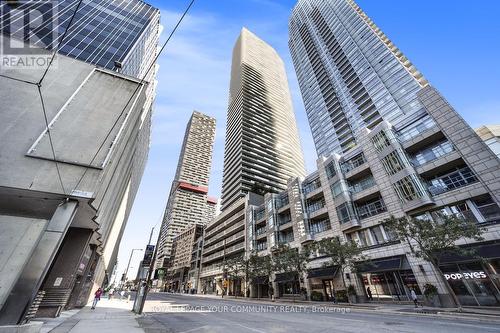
[36,298,144,333]
[164,292,500,322]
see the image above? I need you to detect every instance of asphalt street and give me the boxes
[139,293,500,333]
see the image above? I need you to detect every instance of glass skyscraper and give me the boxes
[0,0,159,77]
[289,0,428,156]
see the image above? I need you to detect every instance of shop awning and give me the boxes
[438,241,500,264]
[275,272,298,282]
[356,256,402,273]
[307,266,339,278]
[253,276,268,284]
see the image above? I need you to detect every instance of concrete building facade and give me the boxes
[220,28,306,211]
[165,224,204,293]
[155,111,217,271]
[0,0,160,325]
[0,43,149,324]
[476,125,500,159]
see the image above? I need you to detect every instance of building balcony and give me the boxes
[255,226,267,236]
[303,179,322,196]
[308,205,328,219]
[308,218,331,235]
[348,175,376,194]
[340,153,367,174]
[397,115,436,144]
[339,218,361,232]
[415,150,461,176]
[426,166,478,196]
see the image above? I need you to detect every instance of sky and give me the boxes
[115,0,500,281]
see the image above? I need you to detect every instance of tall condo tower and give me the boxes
[289,0,428,156]
[221,28,306,211]
[156,111,217,268]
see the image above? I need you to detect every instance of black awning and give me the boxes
[307,266,339,278]
[253,276,268,284]
[438,242,500,264]
[275,272,298,283]
[356,256,402,273]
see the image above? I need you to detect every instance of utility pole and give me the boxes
[135,228,160,314]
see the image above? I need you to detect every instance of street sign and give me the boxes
[142,245,155,267]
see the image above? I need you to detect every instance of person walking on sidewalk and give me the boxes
[91,288,103,309]
[410,288,419,308]
[366,287,373,301]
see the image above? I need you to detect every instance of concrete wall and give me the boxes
[0,36,150,323]
[0,216,47,309]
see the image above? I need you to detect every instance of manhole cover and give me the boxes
[384,322,404,326]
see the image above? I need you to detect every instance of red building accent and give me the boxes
[207,196,218,204]
[177,181,208,194]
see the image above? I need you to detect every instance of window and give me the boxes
[426,166,478,195]
[474,196,500,222]
[340,153,366,173]
[331,181,343,198]
[348,175,376,193]
[325,161,337,179]
[309,219,331,234]
[393,174,425,203]
[371,130,391,153]
[370,226,385,244]
[381,150,408,175]
[411,140,454,166]
[397,115,436,142]
[355,197,386,219]
[336,202,357,224]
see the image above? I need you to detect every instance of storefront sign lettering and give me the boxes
[444,271,487,280]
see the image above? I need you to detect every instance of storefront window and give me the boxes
[440,260,500,306]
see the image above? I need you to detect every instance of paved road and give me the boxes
[139,293,500,333]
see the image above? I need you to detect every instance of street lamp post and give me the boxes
[122,248,143,287]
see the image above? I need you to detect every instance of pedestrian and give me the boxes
[120,290,125,300]
[410,288,419,308]
[91,288,103,309]
[108,288,114,300]
[331,292,337,304]
[366,287,373,301]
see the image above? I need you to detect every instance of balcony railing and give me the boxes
[355,197,386,220]
[256,241,267,251]
[306,199,326,214]
[427,166,478,196]
[397,115,436,143]
[278,233,294,244]
[255,227,267,236]
[275,195,289,209]
[348,175,375,194]
[309,219,331,235]
[410,140,454,167]
[303,179,322,195]
[255,208,265,221]
[340,153,366,174]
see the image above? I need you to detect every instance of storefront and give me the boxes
[275,272,300,297]
[439,242,500,306]
[357,256,420,302]
[307,266,339,301]
[251,276,269,298]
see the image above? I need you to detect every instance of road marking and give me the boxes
[234,323,268,333]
